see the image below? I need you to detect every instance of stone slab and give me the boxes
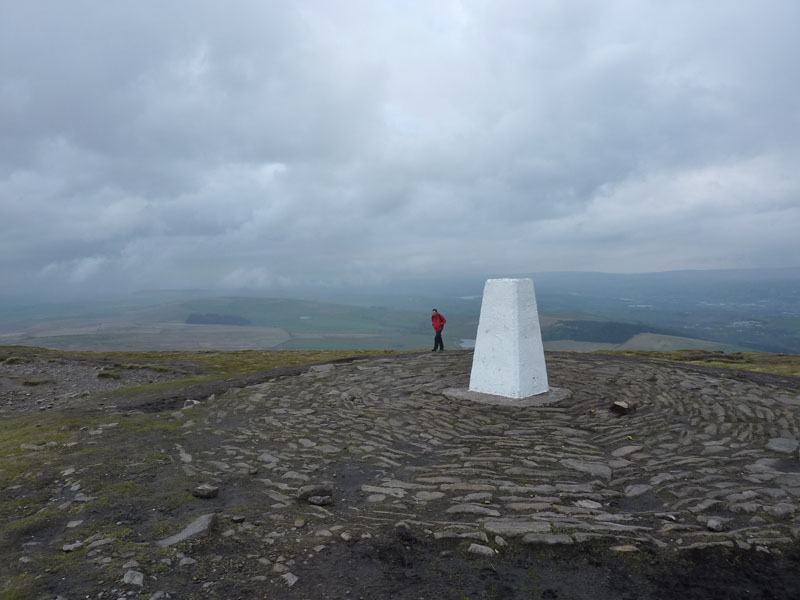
[155,513,217,548]
[443,386,571,407]
[483,519,552,536]
[765,437,799,453]
[561,458,612,480]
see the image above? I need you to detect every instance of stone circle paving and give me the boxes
[6,350,800,598]
[199,352,800,550]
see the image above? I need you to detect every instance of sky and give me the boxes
[1,0,799,299]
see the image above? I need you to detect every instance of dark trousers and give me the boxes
[433,330,444,351]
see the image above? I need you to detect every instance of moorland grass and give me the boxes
[0,346,397,398]
[597,349,800,378]
[72,348,395,375]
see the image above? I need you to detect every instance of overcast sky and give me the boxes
[1,1,798,298]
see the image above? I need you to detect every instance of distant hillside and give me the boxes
[2,268,798,352]
[616,333,742,352]
[294,268,800,353]
[542,319,675,344]
[185,313,251,326]
[0,294,753,353]
[527,269,800,353]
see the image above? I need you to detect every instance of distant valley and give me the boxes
[0,269,798,353]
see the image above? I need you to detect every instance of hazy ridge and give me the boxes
[1,269,797,353]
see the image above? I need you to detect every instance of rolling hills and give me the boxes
[2,269,798,352]
[0,294,742,352]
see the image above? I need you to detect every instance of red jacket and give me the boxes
[431,312,446,332]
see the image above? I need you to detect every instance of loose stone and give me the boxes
[612,445,643,457]
[625,484,652,497]
[415,491,445,501]
[86,537,113,550]
[361,484,406,498]
[467,543,496,557]
[522,533,573,545]
[611,400,636,414]
[62,541,84,552]
[561,459,612,480]
[484,520,551,536]
[462,492,493,502]
[445,504,501,517]
[155,513,217,548]
[308,495,332,506]
[297,483,334,500]
[765,438,799,453]
[610,544,639,553]
[192,483,219,499]
[123,570,145,587]
[706,517,726,532]
[764,503,795,519]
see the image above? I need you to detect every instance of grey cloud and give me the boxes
[1,1,799,298]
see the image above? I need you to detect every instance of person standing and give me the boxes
[431,309,446,351]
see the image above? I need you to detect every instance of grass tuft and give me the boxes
[596,350,800,377]
[21,377,55,386]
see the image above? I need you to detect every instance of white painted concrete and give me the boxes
[468,278,549,398]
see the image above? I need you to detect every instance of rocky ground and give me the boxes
[0,354,177,415]
[3,350,800,599]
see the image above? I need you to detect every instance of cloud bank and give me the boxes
[1,0,798,297]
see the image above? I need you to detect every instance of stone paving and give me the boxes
[176,351,800,556]
[10,350,800,597]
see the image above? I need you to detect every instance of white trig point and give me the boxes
[469,278,549,398]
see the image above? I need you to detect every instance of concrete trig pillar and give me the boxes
[469,278,548,398]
